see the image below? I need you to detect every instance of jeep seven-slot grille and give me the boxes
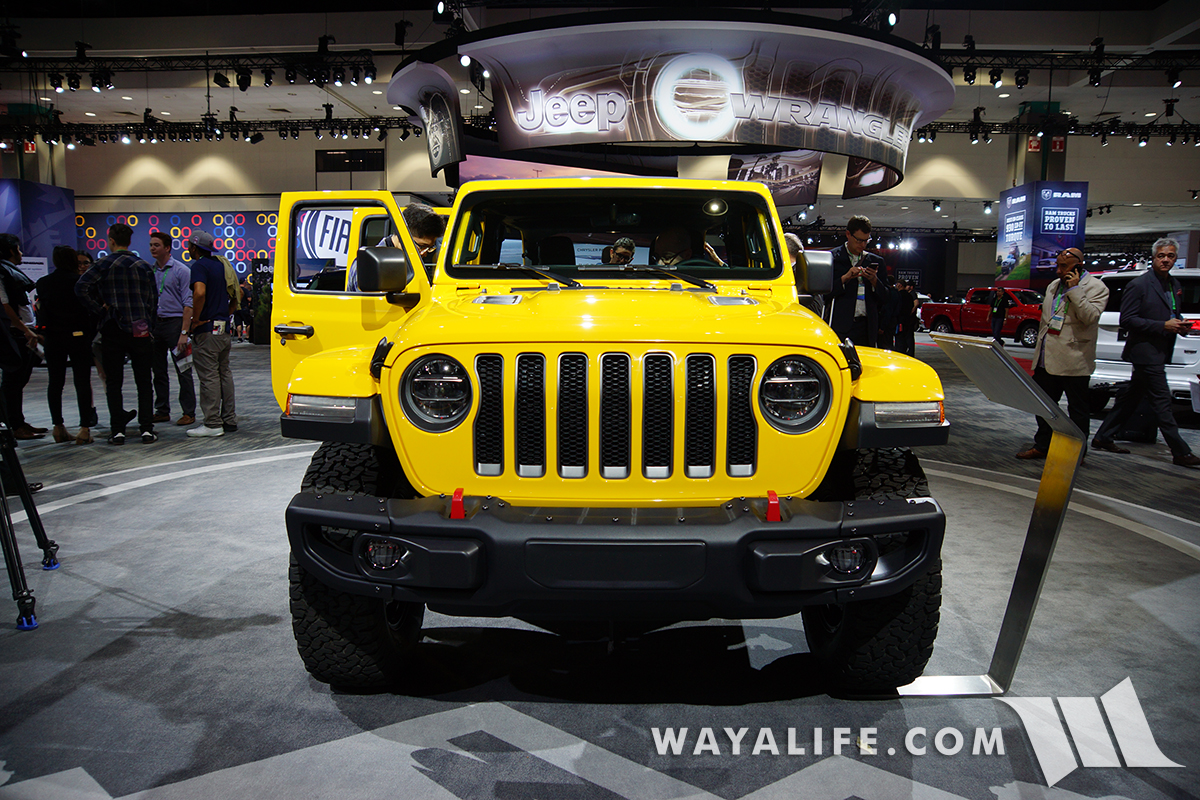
[474,355,504,475]
[557,355,588,477]
[473,353,759,480]
[515,355,546,477]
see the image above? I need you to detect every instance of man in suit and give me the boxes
[823,215,888,347]
[1016,248,1109,460]
[1091,237,1199,467]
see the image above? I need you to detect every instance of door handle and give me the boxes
[274,324,315,344]
[274,324,314,337]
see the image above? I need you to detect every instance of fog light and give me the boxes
[365,538,406,570]
[827,543,866,574]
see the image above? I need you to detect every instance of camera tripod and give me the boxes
[0,421,58,630]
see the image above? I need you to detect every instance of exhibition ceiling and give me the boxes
[2,1,1198,236]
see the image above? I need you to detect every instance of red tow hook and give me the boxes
[450,488,465,519]
[767,490,781,522]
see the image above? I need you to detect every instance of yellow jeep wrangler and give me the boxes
[272,178,949,692]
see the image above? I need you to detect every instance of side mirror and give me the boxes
[797,249,834,296]
[355,246,413,293]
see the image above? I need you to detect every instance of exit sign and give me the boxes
[23,141,36,154]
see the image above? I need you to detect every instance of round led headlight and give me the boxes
[758,355,831,434]
[400,354,472,431]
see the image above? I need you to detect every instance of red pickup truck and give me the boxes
[920,287,1045,347]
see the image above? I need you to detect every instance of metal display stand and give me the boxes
[898,333,1084,697]
[0,422,59,630]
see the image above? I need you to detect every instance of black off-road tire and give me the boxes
[290,442,424,689]
[804,448,942,693]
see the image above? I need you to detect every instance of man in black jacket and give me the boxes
[1091,237,1199,467]
[823,215,888,346]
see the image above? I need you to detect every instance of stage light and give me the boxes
[1089,68,1102,87]
[983,201,993,214]
[262,69,274,88]
[333,67,345,87]
[963,66,976,85]
[364,64,376,84]
[989,68,1003,88]
[66,72,80,91]
[50,74,63,93]
[1168,68,1181,89]
[213,72,230,89]
[236,69,251,91]
[1015,69,1029,89]
[932,200,941,212]
[285,67,296,84]
[248,132,264,145]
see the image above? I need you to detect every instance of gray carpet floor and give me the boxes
[0,339,1197,800]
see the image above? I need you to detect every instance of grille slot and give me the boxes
[474,355,504,475]
[726,355,757,476]
[642,354,674,478]
[600,354,631,479]
[685,355,716,478]
[515,354,546,477]
[558,354,588,478]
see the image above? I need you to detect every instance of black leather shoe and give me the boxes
[1174,453,1200,468]
[1091,439,1130,454]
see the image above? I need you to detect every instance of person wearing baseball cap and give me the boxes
[185,230,236,437]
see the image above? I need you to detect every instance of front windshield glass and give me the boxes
[444,188,782,282]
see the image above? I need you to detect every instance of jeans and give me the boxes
[152,316,196,418]
[44,331,95,426]
[101,325,154,434]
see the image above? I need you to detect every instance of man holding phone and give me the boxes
[1016,247,1109,461]
[1091,237,1200,467]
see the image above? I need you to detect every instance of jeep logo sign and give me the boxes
[401,14,955,193]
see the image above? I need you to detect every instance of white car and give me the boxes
[1089,267,1200,410]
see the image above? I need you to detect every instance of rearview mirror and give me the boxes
[797,249,834,296]
[356,246,413,293]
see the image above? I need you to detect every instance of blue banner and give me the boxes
[996,181,1087,285]
[76,211,278,277]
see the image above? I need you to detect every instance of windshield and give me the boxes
[443,188,783,283]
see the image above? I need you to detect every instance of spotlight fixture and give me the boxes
[398,126,410,141]
[315,129,322,140]
[236,69,251,91]
[292,128,299,139]
[1168,68,1181,89]
[1089,68,1103,87]
[970,129,979,144]
[983,201,993,214]
[285,67,297,84]
[66,72,80,92]
[262,69,274,88]
[213,72,230,89]
[928,129,936,141]
[1138,134,1148,147]
[433,1,455,24]
[983,130,992,144]
[90,72,103,92]
[333,67,345,87]
[279,129,288,139]
[963,66,976,86]
[932,200,942,212]
[989,68,1003,88]
[1101,133,1108,146]
[248,132,264,145]
[1167,132,1176,146]
[459,54,471,67]
[364,64,376,84]
[917,128,926,143]
[350,67,359,86]
[378,128,388,142]
[1015,69,1029,89]
[1191,190,1198,200]
[1164,98,1177,117]
[50,73,63,93]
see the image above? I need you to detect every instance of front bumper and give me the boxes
[286,492,945,620]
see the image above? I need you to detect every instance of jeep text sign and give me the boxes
[439,18,953,194]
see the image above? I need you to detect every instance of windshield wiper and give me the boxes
[621,265,716,291]
[469,263,581,288]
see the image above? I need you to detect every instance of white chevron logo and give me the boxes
[1001,677,1184,786]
